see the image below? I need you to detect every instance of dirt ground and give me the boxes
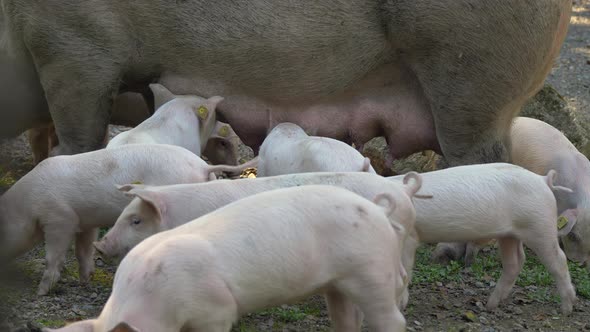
[1,2,589,331]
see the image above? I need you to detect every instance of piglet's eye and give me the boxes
[131,217,142,225]
[568,232,579,241]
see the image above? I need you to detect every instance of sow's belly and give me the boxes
[159,63,439,158]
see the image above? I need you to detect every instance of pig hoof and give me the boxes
[37,284,51,296]
[485,293,501,311]
[79,268,95,283]
[485,300,499,311]
[561,304,573,316]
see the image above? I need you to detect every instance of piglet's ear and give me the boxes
[557,209,578,237]
[206,96,224,109]
[109,322,140,332]
[150,83,175,109]
[133,189,167,218]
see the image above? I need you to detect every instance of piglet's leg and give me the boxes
[522,234,576,315]
[38,216,77,296]
[325,288,363,332]
[336,273,405,332]
[486,237,524,310]
[75,228,99,283]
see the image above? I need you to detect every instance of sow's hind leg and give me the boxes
[389,1,569,165]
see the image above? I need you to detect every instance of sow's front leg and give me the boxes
[41,65,117,156]
[27,21,125,156]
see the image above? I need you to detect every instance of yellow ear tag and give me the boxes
[218,125,229,137]
[197,106,209,120]
[131,181,143,185]
[557,216,569,230]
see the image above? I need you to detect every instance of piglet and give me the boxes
[46,185,407,332]
[95,171,423,309]
[435,117,590,266]
[0,144,250,296]
[389,163,577,314]
[202,121,240,165]
[106,84,221,156]
[257,122,376,176]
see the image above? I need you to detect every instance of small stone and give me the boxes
[441,302,452,310]
[475,301,485,310]
[479,316,489,325]
[513,307,523,315]
[435,281,443,287]
[475,281,485,288]
[72,306,87,316]
[462,311,477,322]
[90,292,98,299]
[414,320,422,326]
[95,258,104,267]
[489,281,496,287]
[463,289,476,296]
[513,323,524,329]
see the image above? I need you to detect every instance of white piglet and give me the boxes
[390,163,577,314]
[436,117,590,266]
[511,117,590,264]
[106,83,221,155]
[0,144,250,296]
[46,185,408,332]
[257,122,376,176]
[96,171,424,309]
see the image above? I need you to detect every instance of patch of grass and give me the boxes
[37,319,67,328]
[517,253,553,287]
[62,263,80,280]
[259,306,308,323]
[15,259,43,281]
[412,245,590,302]
[236,322,258,332]
[255,302,322,324]
[0,168,17,187]
[91,268,114,287]
[99,227,110,238]
[469,250,502,282]
[412,246,463,284]
[568,261,590,299]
